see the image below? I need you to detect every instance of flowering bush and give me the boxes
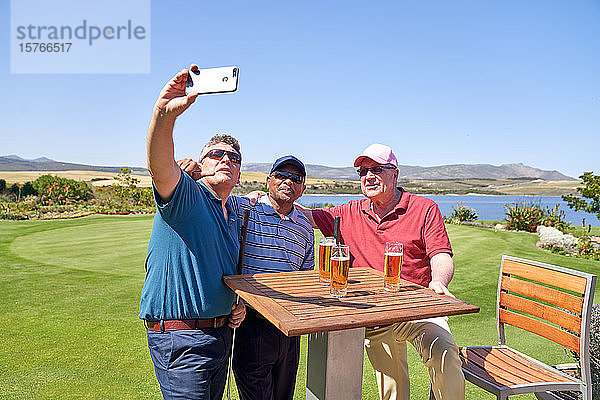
[538,226,600,261]
[39,182,70,205]
[504,202,544,232]
[575,236,600,260]
[540,204,570,232]
[448,201,479,222]
[539,242,574,256]
[0,200,28,220]
[32,175,92,204]
[538,226,579,247]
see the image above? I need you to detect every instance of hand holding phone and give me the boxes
[186,66,239,96]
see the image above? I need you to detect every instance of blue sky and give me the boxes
[1,0,599,178]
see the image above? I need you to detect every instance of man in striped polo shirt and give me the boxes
[178,155,314,400]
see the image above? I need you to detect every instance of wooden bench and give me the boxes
[459,255,596,400]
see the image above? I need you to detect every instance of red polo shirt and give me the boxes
[312,190,452,287]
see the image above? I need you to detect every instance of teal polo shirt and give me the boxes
[139,172,240,321]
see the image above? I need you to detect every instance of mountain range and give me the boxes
[0,155,574,181]
[0,155,148,175]
[242,162,573,180]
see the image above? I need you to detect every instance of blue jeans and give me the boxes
[147,326,233,400]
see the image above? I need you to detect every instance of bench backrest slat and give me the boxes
[501,275,584,314]
[502,259,587,294]
[499,308,581,352]
[500,292,582,334]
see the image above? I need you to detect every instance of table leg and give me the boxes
[306,327,365,400]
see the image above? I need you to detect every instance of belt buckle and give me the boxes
[213,317,218,328]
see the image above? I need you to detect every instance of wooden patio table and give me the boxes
[224,267,479,400]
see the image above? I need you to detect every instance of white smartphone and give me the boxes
[186,66,239,95]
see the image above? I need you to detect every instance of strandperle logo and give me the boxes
[11,0,151,73]
[15,20,147,46]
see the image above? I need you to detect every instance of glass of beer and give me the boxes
[384,242,403,292]
[318,237,335,285]
[330,245,350,298]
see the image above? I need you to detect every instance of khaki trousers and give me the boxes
[364,317,465,400]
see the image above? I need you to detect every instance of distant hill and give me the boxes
[0,155,148,175]
[242,162,574,181]
[0,155,573,181]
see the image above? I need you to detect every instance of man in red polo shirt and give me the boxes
[299,143,465,400]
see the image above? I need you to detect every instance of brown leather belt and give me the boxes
[145,316,229,332]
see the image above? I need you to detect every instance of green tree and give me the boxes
[115,168,140,188]
[562,172,600,219]
[0,179,6,192]
[8,183,21,201]
[110,168,154,209]
[112,168,142,206]
[21,181,37,197]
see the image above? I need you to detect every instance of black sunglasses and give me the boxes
[357,165,396,177]
[201,149,242,164]
[270,170,305,184]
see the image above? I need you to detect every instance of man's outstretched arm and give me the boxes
[147,66,199,201]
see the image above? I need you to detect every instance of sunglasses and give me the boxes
[270,170,305,184]
[357,165,396,177]
[201,149,242,165]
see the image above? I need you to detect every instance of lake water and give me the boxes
[297,194,600,226]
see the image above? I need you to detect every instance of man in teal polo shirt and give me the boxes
[139,65,246,400]
[177,154,314,400]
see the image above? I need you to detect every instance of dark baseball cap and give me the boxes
[270,155,306,176]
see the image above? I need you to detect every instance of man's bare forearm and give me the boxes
[430,252,454,287]
[428,252,455,296]
[146,68,198,200]
[146,109,180,199]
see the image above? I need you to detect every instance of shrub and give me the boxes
[575,236,600,260]
[32,175,92,203]
[92,169,155,212]
[539,242,573,257]
[539,204,569,232]
[306,202,334,209]
[448,201,478,222]
[504,202,544,232]
[504,202,569,233]
[0,212,27,220]
[0,179,5,192]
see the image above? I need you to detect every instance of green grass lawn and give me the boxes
[0,215,598,399]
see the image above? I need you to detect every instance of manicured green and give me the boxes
[0,215,597,399]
